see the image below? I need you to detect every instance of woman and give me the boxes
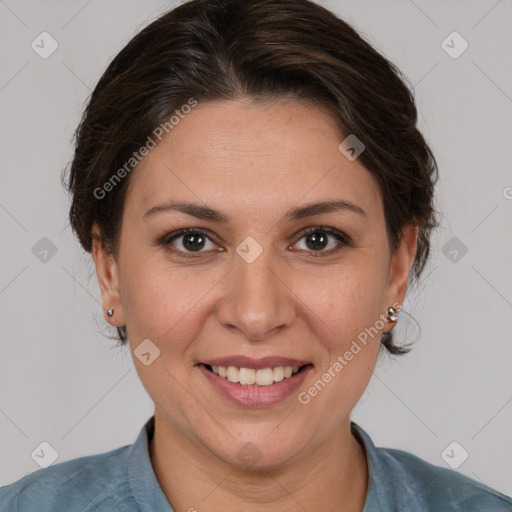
[1,0,510,510]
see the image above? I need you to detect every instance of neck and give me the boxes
[149,410,368,512]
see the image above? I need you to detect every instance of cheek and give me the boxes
[120,254,221,348]
[303,271,385,396]
[120,262,215,405]
[298,259,387,352]
[290,267,385,427]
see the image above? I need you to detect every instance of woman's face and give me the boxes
[93,98,417,468]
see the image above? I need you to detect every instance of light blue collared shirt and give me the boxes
[1,416,511,511]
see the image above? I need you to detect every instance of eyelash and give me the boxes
[159,226,351,259]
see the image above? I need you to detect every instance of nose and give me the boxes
[216,243,296,341]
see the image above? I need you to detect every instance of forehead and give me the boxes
[125,99,382,222]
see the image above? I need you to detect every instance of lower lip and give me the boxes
[198,364,313,407]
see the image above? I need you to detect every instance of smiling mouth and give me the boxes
[202,363,312,386]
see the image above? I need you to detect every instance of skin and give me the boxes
[92,98,418,512]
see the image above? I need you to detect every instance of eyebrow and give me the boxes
[143,199,366,223]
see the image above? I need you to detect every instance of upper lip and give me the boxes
[200,356,312,370]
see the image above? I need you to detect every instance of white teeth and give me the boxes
[226,366,239,383]
[239,368,256,385]
[256,368,274,386]
[207,364,302,386]
[273,366,284,382]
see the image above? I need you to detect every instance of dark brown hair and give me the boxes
[63,0,439,354]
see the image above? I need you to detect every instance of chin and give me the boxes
[207,430,306,470]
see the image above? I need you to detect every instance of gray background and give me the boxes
[0,0,511,497]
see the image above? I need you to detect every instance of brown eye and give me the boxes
[304,231,329,251]
[293,227,350,255]
[180,232,207,251]
[162,228,219,257]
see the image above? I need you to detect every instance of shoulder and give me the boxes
[351,422,512,512]
[0,445,136,512]
[379,445,512,511]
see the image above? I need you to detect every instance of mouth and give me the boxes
[197,356,314,406]
[198,359,314,407]
[201,363,313,387]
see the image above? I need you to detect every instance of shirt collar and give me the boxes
[127,415,175,512]
[351,421,396,512]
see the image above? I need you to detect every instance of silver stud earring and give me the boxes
[106,308,114,317]
[386,306,399,322]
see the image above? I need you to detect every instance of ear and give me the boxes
[382,224,418,333]
[91,223,125,327]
